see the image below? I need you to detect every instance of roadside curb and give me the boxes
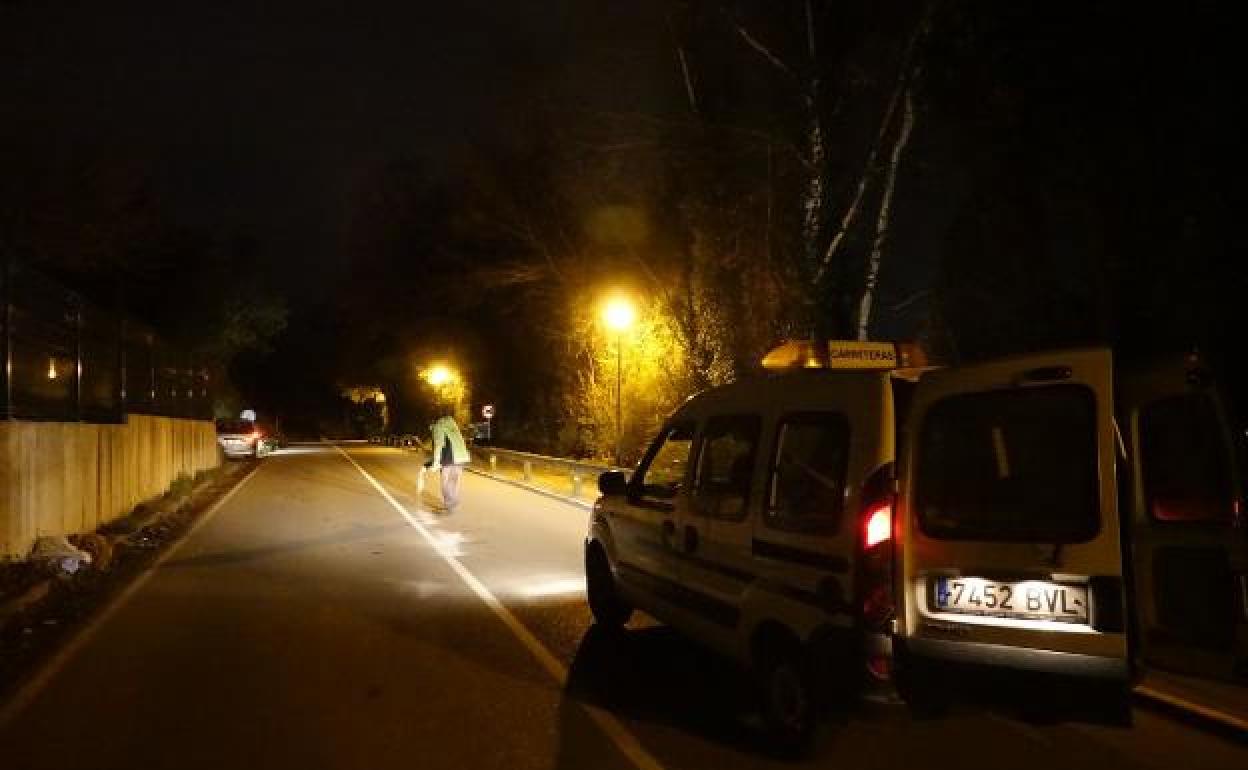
[0,466,236,633]
[0,581,52,626]
[1134,684,1248,738]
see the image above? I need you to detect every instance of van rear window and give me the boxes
[916,385,1100,543]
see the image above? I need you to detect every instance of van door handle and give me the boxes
[661,520,676,548]
[684,525,699,553]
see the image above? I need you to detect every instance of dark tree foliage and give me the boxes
[916,1,1240,366]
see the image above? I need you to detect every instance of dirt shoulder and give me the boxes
[0,459,258,702]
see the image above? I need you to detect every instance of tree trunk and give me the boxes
[802,110,826,272]
[814,2,937,287]
[856,87,916,341]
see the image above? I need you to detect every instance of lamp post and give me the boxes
[602,296,635,467]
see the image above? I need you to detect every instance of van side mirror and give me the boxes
[598,470,629,497]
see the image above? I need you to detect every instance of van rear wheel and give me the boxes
[1089,679,1133,727]
[586,546,632,629]
[894,652,950,718]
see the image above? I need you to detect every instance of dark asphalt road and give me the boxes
[1,443,1245,769]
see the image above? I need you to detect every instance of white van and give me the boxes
[585,341,1246,742]
[586,341,925,745]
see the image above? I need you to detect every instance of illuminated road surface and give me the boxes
[1,443,1245,769]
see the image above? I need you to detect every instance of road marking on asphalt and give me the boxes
[0,466,262,728]
[334,444,666,770]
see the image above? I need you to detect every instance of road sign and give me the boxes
[761,340,917,371]
[482,404,495,419]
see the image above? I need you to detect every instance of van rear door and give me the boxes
[1119,355,1248,681]
[898,349,1128,679]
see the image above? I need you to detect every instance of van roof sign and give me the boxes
[762,340,927,371]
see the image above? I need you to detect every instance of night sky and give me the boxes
[3,1,673,299]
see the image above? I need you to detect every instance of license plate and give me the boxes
[932,577,1088,623]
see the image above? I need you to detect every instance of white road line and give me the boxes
[333,444,666,770]
[0,466,262,728]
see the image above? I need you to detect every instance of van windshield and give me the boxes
[916,385,1100,542]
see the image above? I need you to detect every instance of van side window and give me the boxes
[693,415,762,520]
[765,413,850,534]
[1140,393,1233,523]
[634,421,697,504]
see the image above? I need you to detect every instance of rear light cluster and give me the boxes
[863,500,892,549]
[858,465,897,634]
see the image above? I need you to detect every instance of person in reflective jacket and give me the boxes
[424,412,472,512]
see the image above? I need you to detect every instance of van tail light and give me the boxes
[865,651,892,682]
[864,501,892,549]
[857,464,897,633]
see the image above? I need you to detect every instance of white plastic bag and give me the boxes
[30,535,94,575]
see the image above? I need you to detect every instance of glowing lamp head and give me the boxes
[602,297,636,332]
[425,365,453,386]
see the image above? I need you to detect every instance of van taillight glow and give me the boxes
[864,503,892,549]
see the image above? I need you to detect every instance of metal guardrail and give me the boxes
[370,434,629,498]
[479,446,627,498]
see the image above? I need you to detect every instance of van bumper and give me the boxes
[906,637,1128,681]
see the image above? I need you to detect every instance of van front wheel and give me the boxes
[585,546,632,629]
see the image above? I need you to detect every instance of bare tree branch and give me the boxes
[888,288,932,314]
[667,12,700,116]
[804,0,817,60]
[572,108,813,171]
[725,12,801,87]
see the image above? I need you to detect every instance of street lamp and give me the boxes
[602,296,635,467]
[424,364,455,387]
[420,362,466,424]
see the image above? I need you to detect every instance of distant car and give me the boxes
[216,418,265,459]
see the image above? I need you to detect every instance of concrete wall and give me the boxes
[0,415,220,559]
